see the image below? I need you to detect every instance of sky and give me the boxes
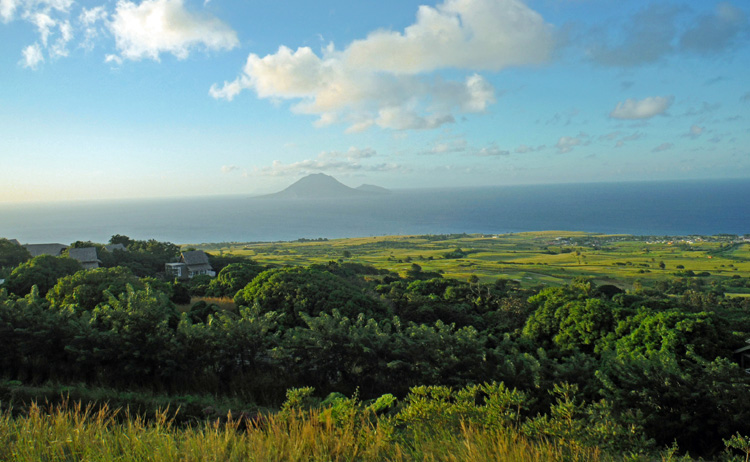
[1,0,749,202]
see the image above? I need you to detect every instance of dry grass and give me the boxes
[0,401,619,462]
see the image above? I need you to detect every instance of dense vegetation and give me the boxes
[2,234,750,459]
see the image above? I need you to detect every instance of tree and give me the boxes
[46,266,145,311]
[0,238,31,270]
[4,255,82,296]
[109,234,133,247]
[234,266,388,327]
[207,262,264,297]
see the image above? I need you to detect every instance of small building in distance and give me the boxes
[68,247,101,270]
[165,250,215,280]
[24,243,68,258]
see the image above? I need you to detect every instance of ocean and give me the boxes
[1,179,748,245]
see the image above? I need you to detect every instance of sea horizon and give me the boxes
[2,177,748,245]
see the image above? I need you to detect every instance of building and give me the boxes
[68,247,101,270]
[165,250,215,280]
[24,243,68,257]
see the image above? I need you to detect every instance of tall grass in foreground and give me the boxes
[0,401,621,462]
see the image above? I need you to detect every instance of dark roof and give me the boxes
[104,243,127,252]
[68,247,99,263]
[24,243,68,257]
[8,239,21,246]
[182,250,210,266]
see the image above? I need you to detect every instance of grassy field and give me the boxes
[189,232,750,290]
[0,399,637,462]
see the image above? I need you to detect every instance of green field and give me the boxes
[189,232,750,291]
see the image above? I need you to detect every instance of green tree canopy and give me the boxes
[207,261,265,297]
[0,238,31,270]
[234,266,388,327]
[4,255,82,296]
[46,266,145,311]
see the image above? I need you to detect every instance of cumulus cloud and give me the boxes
[211,0,554,131]
[20,42,44,68]
[221,165,240,173]
[652,142,674,153]
[0,0,19,22]
[7,0,239,68]
[609,96,673,120]
[679,2,748,54]
[109,0,238,61]
[344,0,553,74]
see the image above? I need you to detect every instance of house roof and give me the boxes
[24,243,68,257]
[68,247,99,263]
[8,239,21,246]
[182,250,210,267]
[104,243,127,252]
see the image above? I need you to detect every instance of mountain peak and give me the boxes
[259,173,389,199]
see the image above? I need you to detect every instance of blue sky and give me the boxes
[1,0,749,202]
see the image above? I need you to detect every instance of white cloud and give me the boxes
[79,6,108,51]
[20,42,44,68]
[652,142,674,152]
[259,157,402,177]
[514,144,545,154]
[319,147,378,161]
[30,11,55,45]
[476,144,509,157]
[423,138,468,155]
[221,165,239,174]
[49,19,72,57]
[556,133,590,153]
[109,0,238,61]
[344,0,553,74]
[8,0,77,68]
[556,136,580,153]
[2,0,72,22]
[104,53,123,65]
[609,96,673,120]
[212,0,554,131]
[0,0,19,22]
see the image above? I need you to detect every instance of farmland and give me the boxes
[191,232,750,292]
